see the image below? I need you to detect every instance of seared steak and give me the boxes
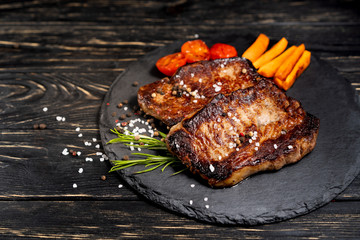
[138,57,264,126]
[166,80,319,187]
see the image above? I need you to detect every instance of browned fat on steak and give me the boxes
[166,80,319,188]
[138,57,264,126]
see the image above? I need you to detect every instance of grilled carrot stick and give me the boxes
[242,33,269,63]
[275,50,311,90]
[274,44,305,83]
[253,37,288,69]
[257,45,297,78]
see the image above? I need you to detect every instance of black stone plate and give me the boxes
[99,36,360,225]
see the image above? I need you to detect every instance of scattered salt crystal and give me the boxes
[209,164,215,172]
[193,100,198,103]
[75,127,80,131]
[191,73,194,77]
[255,147,258,151]
[204,197,208,201]
[96,152,102,156]
[255,142,260,146]
[205,205,210,209]
[194,33,199,38]
[118,184,123,188]
[190,200,193,205]
[214,85,221,92]
[288,145,293,149]
[42,107,48,112]
[61,117,66,121]
[92,138,97,142]
[218,156,222,160]
[62,148,69,155]
[73,183,77,188]
[190,184,195,188]
[85,157,93,162]
[56,116,62,121]
[78,133,83,137]
[95,144,100,149]
[274,144,278,149]
[124,107,128,111]
[249,139,252,143]
[77,151,81,156]
[78,168,83,173]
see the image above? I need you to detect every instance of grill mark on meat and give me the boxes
[166,80,319,187]
[138,57,265,126]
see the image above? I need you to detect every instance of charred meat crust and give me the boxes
[138,57,265,126]
[166,80,320,187]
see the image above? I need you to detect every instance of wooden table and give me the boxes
[1,1,359,238]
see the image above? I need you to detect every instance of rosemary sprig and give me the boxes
[107,127,186,174]
[108,127,168,150]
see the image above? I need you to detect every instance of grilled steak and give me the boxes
[138,57,264,126]
[166,80,320,187]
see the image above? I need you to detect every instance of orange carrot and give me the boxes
[274,44,305,83]
[242,33,269,63]
[257,45,297,78]
[253,37,288,69]
[275,50,311,90]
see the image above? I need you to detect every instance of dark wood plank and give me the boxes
[0,200,359,239]
[1,0,360,237]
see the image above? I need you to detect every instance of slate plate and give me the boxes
[99,36,360,225]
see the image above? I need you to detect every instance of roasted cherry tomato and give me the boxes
[210,43,238,60]
[181,39,210,63]
[156,52,187,76]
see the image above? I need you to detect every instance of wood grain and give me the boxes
[0,0,360,238]
[0,201,359,239]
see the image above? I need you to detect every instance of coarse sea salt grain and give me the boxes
[75,127,80,131]
[274,144,278,149]
[95,144,100,149]
[190,184,195,188]
[78,168,83,173]
[73,183,77,188]
[190,200,193,205]
[43,107,48,112]
[209,164,215,172]
[78,133,83,137]
[204,197,208,201]
[205,205,210,209]
[96,152,102,156]
[118,184,123,188]
[62,148,69,155]
[92,138,97,142]
[56,116,62,121]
